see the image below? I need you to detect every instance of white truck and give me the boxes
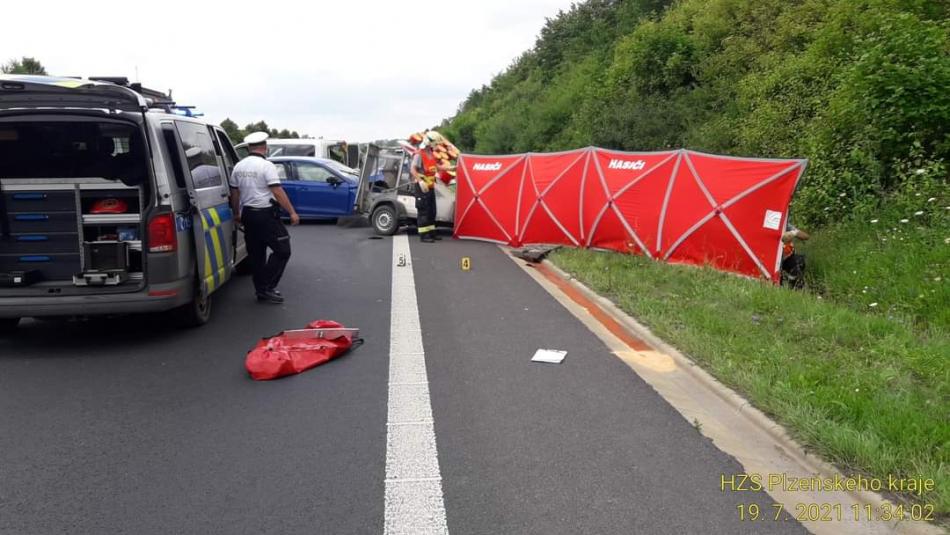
[356,145,455,236]
[235,138,356,169]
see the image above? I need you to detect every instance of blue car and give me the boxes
[268,157,359,221]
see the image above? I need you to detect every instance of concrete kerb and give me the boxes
[542,260,822,463]
[509,251,941,535]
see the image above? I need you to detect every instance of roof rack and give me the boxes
[88,76,201,115]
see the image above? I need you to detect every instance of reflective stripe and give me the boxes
[51,80,86,89]
[207,207,226,283]
[196,205,233,294]
[203,229,220,290]
[202,238,215,293]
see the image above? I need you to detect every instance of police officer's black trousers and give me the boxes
[242,206,292,295]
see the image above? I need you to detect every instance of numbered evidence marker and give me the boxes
[460,257,472,271]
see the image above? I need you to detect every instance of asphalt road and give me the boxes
[0,223,806,535]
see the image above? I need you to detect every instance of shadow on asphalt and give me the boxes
[0,312,182,355]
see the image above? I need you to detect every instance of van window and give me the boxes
[175,121,222,189]
[214,129,240,174]
[161,124,187,189]
[327,143,347,165]
[274,144,316,157]
[0,121,148,185]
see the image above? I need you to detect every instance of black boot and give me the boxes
[431,232,442,241]
[256,289,285,303]
[420,233,435,243]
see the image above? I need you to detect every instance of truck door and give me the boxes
[166,120,235,296]
[355,144,379,216]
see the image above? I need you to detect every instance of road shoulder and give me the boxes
[507,250,942,535]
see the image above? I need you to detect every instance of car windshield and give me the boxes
[268,144,315,157]
[325,160,359,179]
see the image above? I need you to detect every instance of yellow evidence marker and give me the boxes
[460,257,472,271]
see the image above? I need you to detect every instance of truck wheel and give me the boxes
[0,317,20,334]
[372,205,399,236]
[176,276,212,327]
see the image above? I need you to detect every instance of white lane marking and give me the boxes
[384,234,449,535]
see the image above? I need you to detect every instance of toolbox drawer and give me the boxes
[6,212,79,233]
[0,233,80,254]
[0,253,81,281]
[3,190,77,212]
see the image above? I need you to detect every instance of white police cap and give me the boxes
[244,131,269,145]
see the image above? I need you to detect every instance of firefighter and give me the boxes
[781,221,810,289]
[410,131,443,243]
[229,132,300,303]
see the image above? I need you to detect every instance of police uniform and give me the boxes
[230,132,291,302]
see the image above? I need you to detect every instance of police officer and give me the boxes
[229,132,299,303]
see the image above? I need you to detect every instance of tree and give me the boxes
[220,118,244,144]
[244,121,270,134]
[221,119,303,143]
[1,57,47,75]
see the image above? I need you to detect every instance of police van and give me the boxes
[0,75,247,331]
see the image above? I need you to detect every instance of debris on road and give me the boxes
[512,245,561,264]
[245,320,363,380]
[531,348,567,364]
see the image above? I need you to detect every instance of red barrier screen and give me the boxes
[455,148,806,283]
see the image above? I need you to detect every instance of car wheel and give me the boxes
[372,205,399,236]
[176,275,212,327]
[0,317,20,334]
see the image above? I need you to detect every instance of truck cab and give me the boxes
[356,145,456,236]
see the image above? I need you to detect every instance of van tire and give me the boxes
[176,276,212,328]
[372,205,399,236]
[0,317,20,333]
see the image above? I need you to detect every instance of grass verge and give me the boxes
[549,247,948,516]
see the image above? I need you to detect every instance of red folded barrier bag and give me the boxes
[245,320,359,381]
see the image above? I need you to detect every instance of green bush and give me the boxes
[442,0,949,230]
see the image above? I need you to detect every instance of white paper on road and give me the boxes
[532,349,567,364]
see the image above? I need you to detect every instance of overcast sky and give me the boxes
[1,0,577,142]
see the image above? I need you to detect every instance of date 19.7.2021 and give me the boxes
[736,502,935,523]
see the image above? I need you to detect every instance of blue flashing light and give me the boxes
[171,105,203,118]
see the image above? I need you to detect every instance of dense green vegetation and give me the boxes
[440,0,948,227]
[441,0,948,354]
[219,118,303,144]
[1,57,47,75]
